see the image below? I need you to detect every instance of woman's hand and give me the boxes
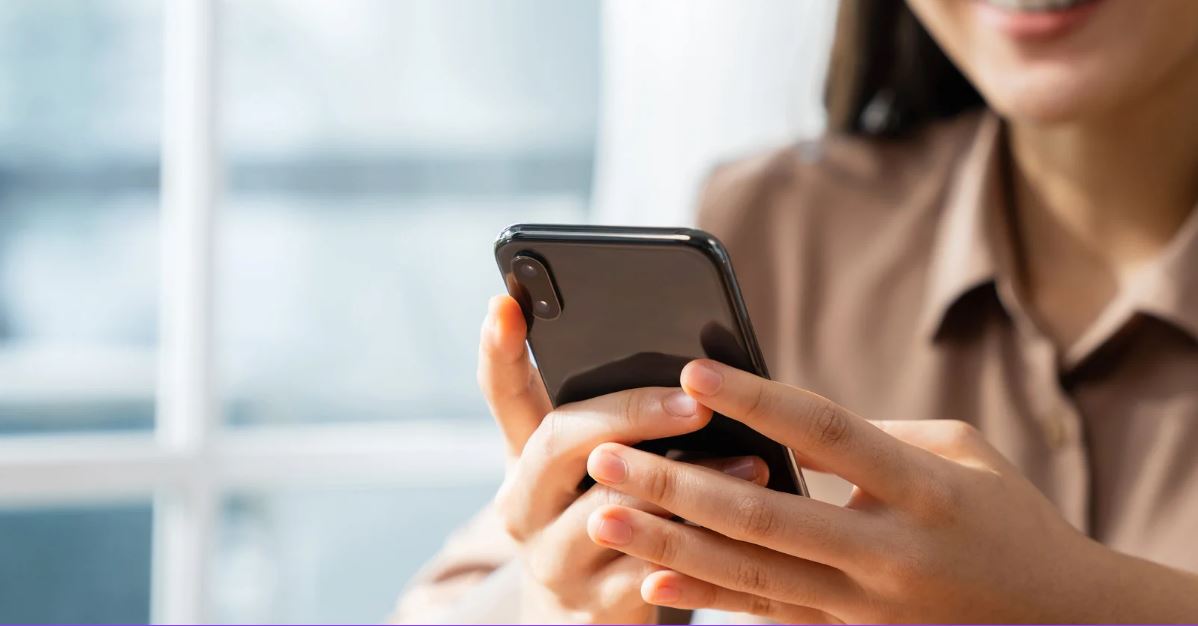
[584,359,1198,623]
[478,297,769,623]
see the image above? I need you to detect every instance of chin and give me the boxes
[977,69,1113,125]
[907,0,1198,128]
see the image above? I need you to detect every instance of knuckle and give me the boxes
[943,420,979,446]
[732,560,771,593]
[650,526,683,565]
[744,381,773,421]
[746,594,778,618]
[618,390,642,428]
[500,509,530,543]
[552,588,588,613]
[619,388,659,430]
[526,548,568,591]
[644,464,678,505]
[494,480,532,543]
[693,579,720,608]
[809,398,850,448]
[731,493,778,538]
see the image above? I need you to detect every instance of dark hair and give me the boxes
[825,0,985,137]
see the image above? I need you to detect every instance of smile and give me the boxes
[975,0,1104,39]
[982,0,1097,12]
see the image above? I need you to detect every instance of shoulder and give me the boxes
[693,111,987,387]
[696,110,983,243]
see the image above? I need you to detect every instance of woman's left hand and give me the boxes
[583,359,1182,623]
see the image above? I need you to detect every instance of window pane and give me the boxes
[0,1,160,434]
[0,502,153,623]
[210,483,497,623]
[218,0,599,425]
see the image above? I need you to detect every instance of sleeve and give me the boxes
[389,503,521,623]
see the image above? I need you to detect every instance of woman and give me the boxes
[397,0,1198,622]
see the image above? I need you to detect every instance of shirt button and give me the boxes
[1043,407,1069,449]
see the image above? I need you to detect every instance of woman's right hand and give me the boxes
[478,295,769,623]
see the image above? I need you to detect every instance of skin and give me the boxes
[588,360,1198,622]
[906,0,1198,348]
[479,0,1198,621]
[480,296,769,623]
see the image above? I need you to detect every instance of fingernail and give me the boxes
[663,391,698,418]
[685,361,723,395]
[594,516,633,546]
[647,584,680,604]
[589,448,628,484]
[721,457,761,482]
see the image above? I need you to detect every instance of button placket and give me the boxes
[1026,335,1081,448]
[1043,405,1069,449]
[1020,328,1091,533]
[995,276,1081,450]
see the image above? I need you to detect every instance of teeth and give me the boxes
[984,0,1092,11]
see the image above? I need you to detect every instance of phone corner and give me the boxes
[493,223,528,257]
[679,227,732,263]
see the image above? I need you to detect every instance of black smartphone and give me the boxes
[493,224,808,496]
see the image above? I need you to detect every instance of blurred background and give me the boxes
[0,0,835,622]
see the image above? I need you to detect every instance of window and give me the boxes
[0,0,597,621]
[0,0,160,436]
[1,0,837,621]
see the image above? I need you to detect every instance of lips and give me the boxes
[982,0,1097,11]
[975,0,1103,39]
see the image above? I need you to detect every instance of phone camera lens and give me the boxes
[518,261,539,279]
[512,256,560,319]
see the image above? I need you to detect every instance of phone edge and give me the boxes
[493,223,810,497]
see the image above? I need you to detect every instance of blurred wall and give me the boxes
[592,0,839,227]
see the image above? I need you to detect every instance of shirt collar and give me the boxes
[919,111,1198,347]
[918,112,1006,340]
[1136,203,1198,341]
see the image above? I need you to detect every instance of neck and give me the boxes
[1007,64,1198,279]
[1004,57,1198,349]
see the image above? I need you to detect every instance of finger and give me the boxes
[478,295,552,457]
[522,551,655,616]
[500,388,712,539]
[595,555,662,615]
[873,419,1013,470]
[641,570,840,624]
[588,443,872,568]
[681,359,929,502]
[587,505,855,613]
[532,457,771,583]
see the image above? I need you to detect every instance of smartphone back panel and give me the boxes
[494,224,806,495]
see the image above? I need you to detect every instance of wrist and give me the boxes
[1073,539,1198,623]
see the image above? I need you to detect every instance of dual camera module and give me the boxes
[512,255,562,320]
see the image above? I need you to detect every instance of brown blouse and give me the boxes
[393,110,1198,622]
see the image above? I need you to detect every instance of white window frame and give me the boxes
[0,1,502,622]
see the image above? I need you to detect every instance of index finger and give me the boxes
[588,443,873,569]
[680,359,928,503]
